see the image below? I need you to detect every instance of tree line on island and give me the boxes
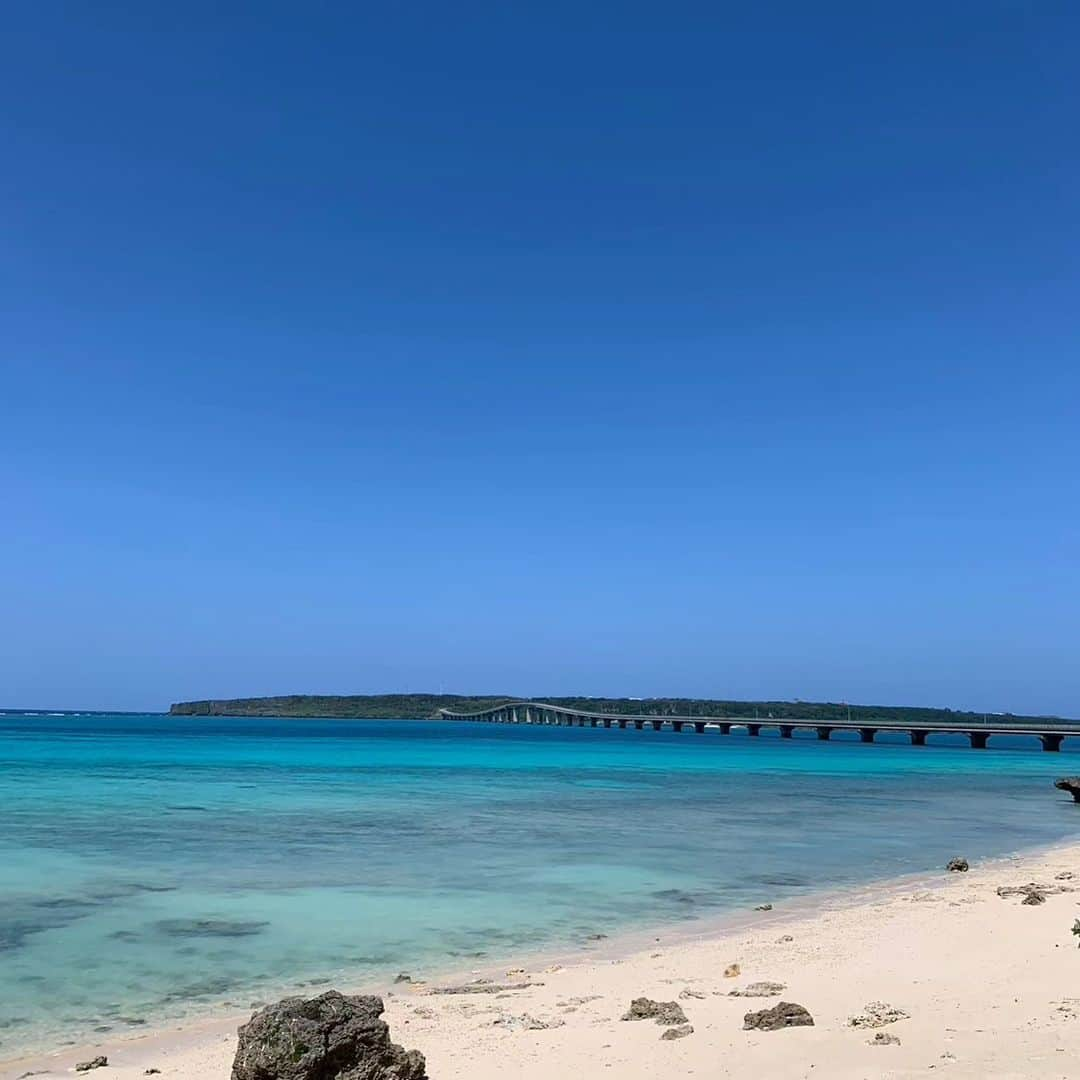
[168,694,1067,726]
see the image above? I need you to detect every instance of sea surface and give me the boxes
[2,712,1079,1058]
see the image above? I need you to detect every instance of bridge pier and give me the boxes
[911,730,926,746]
[694,722,706,734]
[779,725,793,739]
[969,731,989,749]
[650,720,663,732]
[747,724,760,737]
[1041,733,1063,752]
[859,728,877,743]
[672,721,684,733]
[718,723,731,735]
[816,726,832,741]
[633,720,644,731]
[618,719,627,729]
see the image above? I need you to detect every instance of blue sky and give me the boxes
[2,3,1078,714]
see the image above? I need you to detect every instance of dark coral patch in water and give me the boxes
[155,918,269,939]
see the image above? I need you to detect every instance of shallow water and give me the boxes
[2,712,1078,1056]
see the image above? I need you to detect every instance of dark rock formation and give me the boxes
[231,991,426,1080]
[1055,778,1080,802]
[946,857,969,872]
[753,903,773,911]
[659,1024,694,1040]
[75,1058,108,1073]
[742,1001,814,1031]
[620,998,688,1026]
[1022,891,1046,905]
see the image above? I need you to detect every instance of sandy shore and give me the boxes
[6,841,1080,1079]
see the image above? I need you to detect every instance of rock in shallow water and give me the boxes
[743,1002,814,1031]
[1054,777,1080,802]
[231,991,426,1080]
[946,857,969,872]
[75,1057,108,1072]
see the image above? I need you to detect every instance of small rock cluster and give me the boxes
[996,881,1073,905]
[848,1001,910,1029]
[729,981,786,998]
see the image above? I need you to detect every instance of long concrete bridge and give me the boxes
[439,702,1080,751]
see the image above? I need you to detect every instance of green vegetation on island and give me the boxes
[168,694,1067,726]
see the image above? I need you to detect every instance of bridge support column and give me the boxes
[672,721,684,733]
[1041,733,1064,752]
[859,728,877,744]
[578,715,588,727]
[779,725,793,739]
[969,731,989,749]
[650,720,663,731]
[603,718,612,728]
[911,730,926,746]
[589,717,598,727]
[718,723,731,735]
[694,722,705,734]
[633,720,644,731]
[747,724,760,737]
[816,727,832,741]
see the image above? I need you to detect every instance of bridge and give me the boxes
[439,702,1080,751]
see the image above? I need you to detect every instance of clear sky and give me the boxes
[2,3,1078,715]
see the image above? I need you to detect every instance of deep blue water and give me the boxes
[2,712,1078,1057]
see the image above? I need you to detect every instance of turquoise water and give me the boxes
[2,712,1078,1057]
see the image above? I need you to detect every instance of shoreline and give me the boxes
[6,836,1080,1078]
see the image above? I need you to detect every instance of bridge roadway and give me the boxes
[439,702,1080,751]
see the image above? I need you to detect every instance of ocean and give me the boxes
[2,712,1077,1058]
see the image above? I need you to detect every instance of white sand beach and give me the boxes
[6,841,1080,1080]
